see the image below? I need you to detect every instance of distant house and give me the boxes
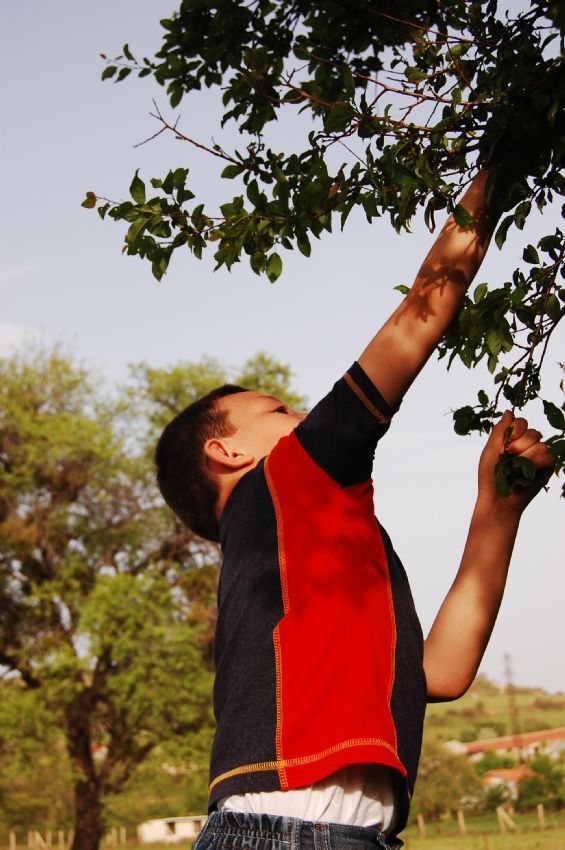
[480,767,534,799]
[445,726,565,761]
[137,816,207,844]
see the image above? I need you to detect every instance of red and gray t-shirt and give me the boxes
[209,362,427,831]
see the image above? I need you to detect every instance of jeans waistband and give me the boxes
[195,811,403,850]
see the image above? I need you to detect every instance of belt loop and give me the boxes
[290,815,300,850]
[314,823,330,850]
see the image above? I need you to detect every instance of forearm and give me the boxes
[359,171,500,406]
[424,498,520,702]
[423,410,555,703]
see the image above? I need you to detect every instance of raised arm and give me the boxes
[423,412,556,702]
[358,171,499,408]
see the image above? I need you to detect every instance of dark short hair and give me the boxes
[155,385,248,542]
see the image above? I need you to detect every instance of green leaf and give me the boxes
[246,180,261,207]
[221,164,245,179]
[266,252,282,283]
[323,103,355,134]
[453,204,473,229]
[169,87,183,109]
[151,253,170,281]
[494,459,511,497]
[539,234,562,255]
[126,216,148,246]
[172,167,189,188]
[453,405,475,435]
[488,320,512,357]
[543,400,565,430]
[514,200,531,231]
[191,204,205,224]
[297,235,311,257]
[546,294,561,322]
[101,65,117,81]
[394,284,410,295]
[123,43,135,62]
[177,187,195,203]
[495,215,514,249]
[162,171,175,195]
[250,251,265,275]
[129,171,146,204]
[523,244,540,264]
[405,66,427,82]
[474,282,488,303]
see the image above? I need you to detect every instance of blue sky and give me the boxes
[2,1,564,693]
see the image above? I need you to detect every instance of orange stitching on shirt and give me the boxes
[272,625,288,789]
[209,737,400,794]
[343,372,390,424]
[264,456,289,789]
[265,457,290,614]
[382,529,398,752]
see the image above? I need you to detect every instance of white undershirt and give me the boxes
[218,764,397,831]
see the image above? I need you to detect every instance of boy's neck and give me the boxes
[214,463,258,523]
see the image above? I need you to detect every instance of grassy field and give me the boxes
[400,810,565,850]
[401,829,565,849]
[424,679,565,744]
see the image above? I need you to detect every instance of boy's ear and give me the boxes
[204,437,254,471]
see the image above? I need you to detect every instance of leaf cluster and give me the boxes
[89,0,565,496]
[95,1,565,276]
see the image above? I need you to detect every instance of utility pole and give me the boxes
[504,653,522,763]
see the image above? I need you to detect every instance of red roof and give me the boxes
[481,767,534,784]
[464,726,565,754]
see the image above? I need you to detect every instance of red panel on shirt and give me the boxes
[265,431,406,790]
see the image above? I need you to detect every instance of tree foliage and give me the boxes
[0,347,303,850]
[516,753,565,811]
[87,0,565,490]
[0,683,74,833]
[410,739,481,821]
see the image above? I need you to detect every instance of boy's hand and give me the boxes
[478,411,556,514]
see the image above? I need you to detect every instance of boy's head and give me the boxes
[155,386,305,542]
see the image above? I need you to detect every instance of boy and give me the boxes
[155,172,555,850]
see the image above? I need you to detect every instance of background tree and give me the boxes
[516,752,565,811]
[0,347,303,850]
[0,682,73,834]
[410,739,482,822]
[86,0,565,491]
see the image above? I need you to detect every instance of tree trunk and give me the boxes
[65,705,104,850]
[71,776,104,850]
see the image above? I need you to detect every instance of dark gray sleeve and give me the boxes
[294,361,399,487]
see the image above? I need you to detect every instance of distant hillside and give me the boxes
[424,675,565,744]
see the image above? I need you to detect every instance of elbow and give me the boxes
[425,671,475,703]
[427,683,470,703]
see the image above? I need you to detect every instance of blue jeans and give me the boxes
[193,812,403,850]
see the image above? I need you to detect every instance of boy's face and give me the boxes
[217,391,306,463]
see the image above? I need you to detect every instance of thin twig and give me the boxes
[370,10,474,44]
